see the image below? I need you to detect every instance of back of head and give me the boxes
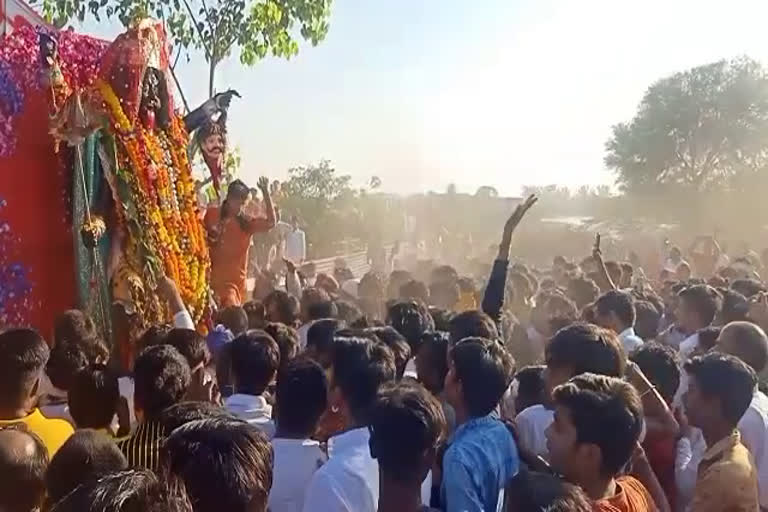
[133,345,191,420]
[567,277,600,309]
[46,429,128,504]
[0,425,48,512]
[331,337,396,423]
[505,470,592,512]
[387,301,435,353]
[334,300,362,324]
[448,310,498,345]
[697,326,722,351]
[242,301,266,330]
[717,321,768,374]
[399,280,430,304]
[300,287,332,321]
[514,365,546,412]
[369,381,446,485]
[275,358,328,437]
[264,290,299,326]
[306,319,342,367]
[731,278,766,299]
[545,323,625,378]
[160,417,272,512]
[684,352,757,425]
[158,401,236,434]
[367,326,411,379]
[450,337,515,417]
[0,329,49,410]
[68,364,120,429]
[46,341,89,391]
[137,325,172,352]
[216,306,249,336]
[719,289,749,324]
[417,331,449,394]
[552,373,643,477]
[165,329,210,370]
[53,310,97,347]
[263,323,299,369]
[595,290,636,329]
[230,330,280,396]
[50,469,191,512]
[629,343,680,404]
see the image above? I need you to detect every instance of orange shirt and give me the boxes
[593,476,657,512]
[205,206,274,306]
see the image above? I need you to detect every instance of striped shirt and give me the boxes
[117,421,165,470]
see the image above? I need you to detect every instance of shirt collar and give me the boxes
[619,327,636,339]
[702,430,741,463]
[226,394,270,410]
[328,427,370,457]
[450,413,498,442]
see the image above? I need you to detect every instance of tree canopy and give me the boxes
[605,57,768,194]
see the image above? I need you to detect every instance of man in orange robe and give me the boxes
[205,178,275,307]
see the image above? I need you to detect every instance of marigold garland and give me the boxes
[95,79,210,326]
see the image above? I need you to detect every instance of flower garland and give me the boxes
[96,79,210,325]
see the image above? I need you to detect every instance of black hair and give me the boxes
[306,319,342,367]
[68,364,120,429]
[720,289,749,324]
[158,401,235,434]
[697,326,722,351]
[307,301,338,321]
[545,323,625,378]
[263,323,299,370]
[334,300,362,324]
[227,179,250,200]
[400,280,430,303]
[242,301,266,329]
[367,326,411,379]
[133,345,191,420]
[505,470,592,512]
[514,365,546,412]
[53,310,97,347]
[416,331,449,394]
[595,290,636,328]
[552,373,643,477]
[629,343,680,403]
[450,337,515,417]
[387,301,435,353]
[685,352,757,424]
[718,321,768,374]
[731,278,766,299]
[137,324,172,352]
[567,277,600,309]
[50,469,191,512]
[0,424,48,512]
[448,310,498,345]
[46,341,89,391]
[165,329,210,369]
[46,429,128,504]
[160,418,272,512]
[634,300,661,341]
[369,381,445,484]
[0,328,49,410]
[275,358,328,436]
[331,337,396,423]
[678,285,721,326]
[216,306,249,336]
[264,290,299,327]
[230,330,280,396]
[429,307,454,332]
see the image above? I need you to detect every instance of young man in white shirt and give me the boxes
[224,330,279,438]
[269,358,328,512]
[302,337,396,512]
[676,285,721,358]
[594,290,644,353]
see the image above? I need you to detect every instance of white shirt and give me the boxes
[298,322,313,349]
[619,327,644,353]
[514,404,554,460]
[285,229,307,263]
[302,427,378,512]
[679,332,700,360]
[225,394,275,438]
[269,438,327,512]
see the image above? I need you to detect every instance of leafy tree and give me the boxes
[39,0,332,95]
[605,57,768,193]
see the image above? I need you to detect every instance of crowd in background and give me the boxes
[5,191,768,512]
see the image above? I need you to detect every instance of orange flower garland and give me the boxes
[95,79,210,326]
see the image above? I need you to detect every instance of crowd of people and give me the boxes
[5,186,768,512]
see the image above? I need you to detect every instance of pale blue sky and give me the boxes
[79,0,768,195]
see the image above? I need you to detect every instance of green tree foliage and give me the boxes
[605,57,768,193]
[39,0,332,95]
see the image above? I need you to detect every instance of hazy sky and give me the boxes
[80,0,768,196]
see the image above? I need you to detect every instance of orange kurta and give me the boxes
[205,206,274,307]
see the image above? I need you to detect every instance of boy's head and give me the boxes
[448,310,498,345]
[505,470,592,512]
[158,401,235,434]
[68,364,120,430]
[684,352,757,431]
[716,321,768,374]
[387,301,435,354]
[415,331,449,395]
[53,310,97,347]
[46,430,128,504]
[594,291,636,334]
[0,329,49,413]
[0,424,48,512]
[133,345,191,422]
[677,285,721,332]
[546,373,643,485]
[629,343,680,405]
[719,289,749,324]
[263,323,299,371]
[329,337,396,425]
[369,381,446,486]
[165,329,210,372]
[230,331,280,396]
[275,358,328,438]
[444,337,514,418]
[514,365,546,415]
[567,277,600,309]
[216,306,249,337]
[264,290,299,327]
[304,319,341,369]
[633,300,661,341]
[544,323,625,403]
[242,301,266,329]
[367,327,411,379]
[46,341,89,392]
